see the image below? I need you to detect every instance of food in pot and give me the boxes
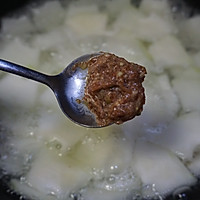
[81,52,146,126]
[0,0,200,200]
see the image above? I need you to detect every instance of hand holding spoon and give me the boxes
[0,53,101,128]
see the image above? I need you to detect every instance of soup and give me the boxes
[0,0,200,199]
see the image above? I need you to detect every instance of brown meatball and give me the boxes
[83,52,147,126]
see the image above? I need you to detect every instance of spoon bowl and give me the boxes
[0,53,102,128]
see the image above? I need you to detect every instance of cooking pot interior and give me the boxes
[0,0,200,200]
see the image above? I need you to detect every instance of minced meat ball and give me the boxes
[82,52,147,126]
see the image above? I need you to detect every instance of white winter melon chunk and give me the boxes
[140,0,171,16]
[0,75,38,108]
[35,110,89,153]
[133,14,176,43]
[104,0,132,17]
[0,37,39,67]
[172,78,200,112]
[149,35,191,70]
[112,5,144,33]
[25,149,90,199]
[169,66,200,80]
[179,16,200,50]
[92,167,141,193]
[31,28,80,73]
[1,15,34,36]
[154,112,200,161]
[191,51,200,69]
[132,140,196,196]
[65,5,107,36]
[68,129,132,178]
[32,1,65,32]
[11,179,55,200]
[0,136,41,176]
[82,187,129,200]
[38,88,57,108]
[31,28,66,51]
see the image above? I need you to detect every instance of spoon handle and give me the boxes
[0,59,52,86]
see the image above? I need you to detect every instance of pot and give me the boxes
[0,0,200,200]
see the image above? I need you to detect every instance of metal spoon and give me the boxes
[0,53,101,128]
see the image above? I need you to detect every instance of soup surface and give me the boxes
[0,0,200,199]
